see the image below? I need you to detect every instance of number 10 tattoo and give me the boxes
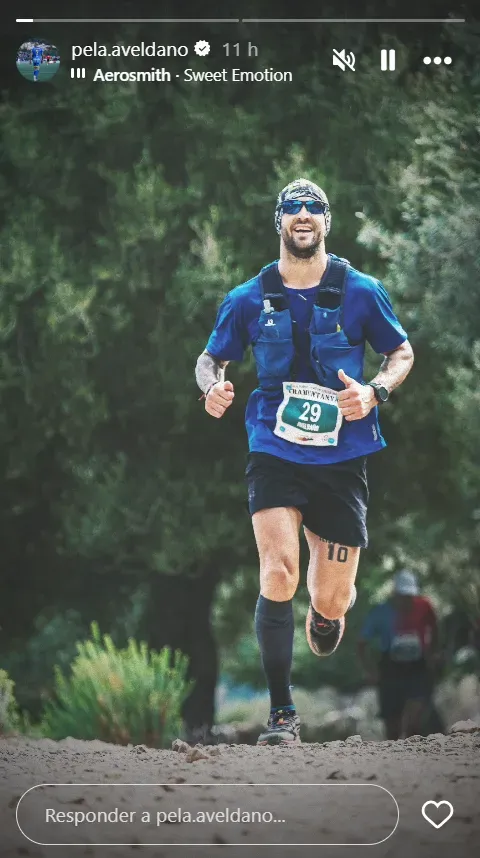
[327,543,349,563]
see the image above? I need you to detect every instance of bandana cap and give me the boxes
[275,178,331,235]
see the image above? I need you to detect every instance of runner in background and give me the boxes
[358,569,444,739]
[196,179,414,745]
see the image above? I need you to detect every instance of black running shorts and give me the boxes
[245,451,369,548]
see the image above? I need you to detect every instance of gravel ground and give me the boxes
[0,730,479,858]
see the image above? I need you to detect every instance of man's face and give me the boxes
[280,197,326,259]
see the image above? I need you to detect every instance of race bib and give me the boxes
[389,632,423,663]
[274,381,343,446]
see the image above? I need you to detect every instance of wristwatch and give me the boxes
[367,382,389,403]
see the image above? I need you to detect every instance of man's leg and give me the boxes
[385,716,402,740]
[304,530,360,656]
[400,697,428,738]
[253,506,302,745]
[400,669,435,737]
[378,674,402,739]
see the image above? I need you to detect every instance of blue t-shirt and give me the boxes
[31,47,44,63]
[360,602,399,653]
[205,256,407,465]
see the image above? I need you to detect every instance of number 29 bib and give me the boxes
[274,381,343,446]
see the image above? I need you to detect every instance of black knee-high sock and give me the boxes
[255,595,294,709]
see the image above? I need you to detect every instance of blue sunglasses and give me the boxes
[282,199,328,215]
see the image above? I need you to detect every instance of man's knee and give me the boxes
[311,584,354,619]
[260,556,299,601]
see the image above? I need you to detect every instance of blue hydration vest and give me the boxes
[252,257,365,392]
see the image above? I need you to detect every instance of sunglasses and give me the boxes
[281,199,328,215]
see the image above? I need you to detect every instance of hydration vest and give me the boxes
[251,256,366,392]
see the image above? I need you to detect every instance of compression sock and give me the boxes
[255,594,294,709]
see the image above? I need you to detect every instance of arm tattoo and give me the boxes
[195,350,229,394]
[371,340,414,393]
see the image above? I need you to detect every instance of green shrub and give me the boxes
[0,669,21,734]
[0,610,88,717]
[40,622,193,748]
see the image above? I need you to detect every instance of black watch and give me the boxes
[368,382,389,403]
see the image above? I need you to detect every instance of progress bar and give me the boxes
[16,18,240,23]
[16,17,467,24]
[242,18,466,23]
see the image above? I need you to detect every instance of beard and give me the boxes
[281,227,322,259]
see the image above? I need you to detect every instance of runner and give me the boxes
[195,178,414,745]
[357,569,442,739]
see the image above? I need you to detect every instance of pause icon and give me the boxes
[380,49,395,71]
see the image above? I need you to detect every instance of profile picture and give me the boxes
[16,39,61,83]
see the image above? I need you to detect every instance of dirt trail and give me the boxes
[0,731,478,858]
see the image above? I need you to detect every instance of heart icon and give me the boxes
[421,800,454,829]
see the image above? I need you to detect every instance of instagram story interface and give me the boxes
[2,2,479,857]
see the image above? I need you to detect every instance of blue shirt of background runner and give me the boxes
[360,602,398,653]
[205,257,407,465]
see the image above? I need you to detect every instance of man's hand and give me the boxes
[205,380,235,418]
[337,369,376,421]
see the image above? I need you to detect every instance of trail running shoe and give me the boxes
[306,586,357,657]
[257,707,301,746]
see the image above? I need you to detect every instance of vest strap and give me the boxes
[317,256,349,295]
[258,257,351,329]
[259,262,288,311]
[259,258,349,306]
[256,257,352,386]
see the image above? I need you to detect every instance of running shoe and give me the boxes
[257,707,301,746]
[306,586,357,657]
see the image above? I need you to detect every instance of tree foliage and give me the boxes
[357,59,480,613]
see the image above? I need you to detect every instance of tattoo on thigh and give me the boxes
[327,543,349,563]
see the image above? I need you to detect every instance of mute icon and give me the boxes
[332,49,356,72]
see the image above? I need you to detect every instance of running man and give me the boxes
[357,570,442,739]
[31,44,44,82]
[195,179,414,745]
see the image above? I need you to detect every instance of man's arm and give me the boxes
[195,350,235,419]
[357,606,381,684]
[370,339,414,394]
[357,639,379,686]
[195,350,229,395]
[423,600,442,673]
[338,340,414,421]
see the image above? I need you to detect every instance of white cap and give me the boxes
[393,569,419,596]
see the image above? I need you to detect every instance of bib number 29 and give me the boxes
[300,401,321,422]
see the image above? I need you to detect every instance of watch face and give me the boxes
[377,386,389,402]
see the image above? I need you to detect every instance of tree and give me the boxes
[357,35,480,613]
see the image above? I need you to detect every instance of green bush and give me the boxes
[0,590,150,719]
[0,669,21,734]
[0,610,89,717]
[40,622,193,748]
